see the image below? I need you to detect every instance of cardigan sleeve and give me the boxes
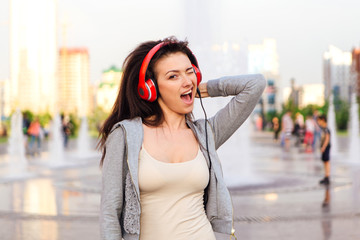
[100,127,126,240]
[207,74,266,149]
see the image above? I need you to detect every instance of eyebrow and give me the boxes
[165,67,193,75]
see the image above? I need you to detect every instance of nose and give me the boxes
[183,73,194,87]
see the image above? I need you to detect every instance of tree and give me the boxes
[334,99,349,131]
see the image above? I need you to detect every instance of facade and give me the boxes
[300,84,325,107]
[248,38,281,113]
[351,48,360,97]
[0,79,11,118]
[285,78,302,108]
[323,45,352,102]
[96,66,122,113]
[0,79,10,136]
[58,48,91,117]
[9,0,57,114]
[210,41,248,76]
[283,82,324,109]
[248,39,279,76]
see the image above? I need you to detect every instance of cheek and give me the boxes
[193,76,198,86]
[157,83,177,100]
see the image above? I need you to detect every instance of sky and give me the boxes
[1,0,360,88]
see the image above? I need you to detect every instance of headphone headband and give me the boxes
[138,41,201,102]
[138,42,167,94]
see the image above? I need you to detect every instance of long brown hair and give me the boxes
[98,37,197,166]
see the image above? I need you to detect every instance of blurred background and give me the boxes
[0,0,359,141]
[0,2,359,239]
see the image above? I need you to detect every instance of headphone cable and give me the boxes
[197,88,212,206]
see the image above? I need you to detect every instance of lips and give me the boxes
[180,88,193,104]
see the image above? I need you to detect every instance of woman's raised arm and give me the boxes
[206,74,266,149]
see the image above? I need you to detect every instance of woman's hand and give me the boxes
[196,83,209,98]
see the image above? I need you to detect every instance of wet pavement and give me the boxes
[0,132,359,240]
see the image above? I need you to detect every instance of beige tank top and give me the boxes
[138,146,216,240]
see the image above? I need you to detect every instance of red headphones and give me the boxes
[138,42,202,102]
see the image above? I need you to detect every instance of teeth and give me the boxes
[183,89,192,95]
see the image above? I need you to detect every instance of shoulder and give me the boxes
[108,117,141,139]
[189,118,215,141]
[189,118,206,130]
[106,125,125,147]
[107,117,143,147]
[110,117,142,132]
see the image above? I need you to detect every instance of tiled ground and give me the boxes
[0,132,359,240]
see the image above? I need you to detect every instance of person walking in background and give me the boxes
[317,115,331,185]
[27,117,41,155]
[293,112,304,147]
[22,112,31,151]
[312,110,321,151]
[22,113,31,136]
[255,114,263,131]
[281,111,294,151]
[304,114,316,152]
[62,115,72,148]
[272,116,280,142]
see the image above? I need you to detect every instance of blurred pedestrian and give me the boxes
[272,116,280,142]
[62,115,72,148]
[27,117,41,155]
[22,112,31,150]
[281,111,294,151]
[312,110,321,150]
[293,112,304,146]
[317,115,331,185]
[304,114,316,152]
[22,113,31,135]
[0,123,7,137]
[255,114,263,131]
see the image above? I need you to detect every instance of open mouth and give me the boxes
[180,89,193,103]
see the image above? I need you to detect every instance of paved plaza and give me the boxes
[0,132,359,240]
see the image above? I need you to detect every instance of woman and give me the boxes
[98,37,265,240]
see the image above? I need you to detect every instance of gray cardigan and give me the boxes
[100,74,266,240]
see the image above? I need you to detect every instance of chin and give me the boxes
[184,105,194,114]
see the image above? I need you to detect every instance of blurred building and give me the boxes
[284,78,302,108]
[248,38,281,114]
[96,66,122,112]
[184,0,224,80]
[301,84,325,107]
[58,48,91,117]
[0,79,11,118]
[351,48,360,97]
[248,39,279,76]
[9,0,57,114]
[0,79,9,136]
[210,41,248,76]
[323,45,352,102]
[283,79,325,108]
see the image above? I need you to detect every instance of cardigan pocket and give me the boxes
[123,172,140,235]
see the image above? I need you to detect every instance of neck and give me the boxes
[161,111,187,131]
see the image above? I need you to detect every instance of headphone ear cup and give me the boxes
[145,79,158,102]
[192,64,202,86]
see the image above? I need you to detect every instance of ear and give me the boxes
[145,79,158,102]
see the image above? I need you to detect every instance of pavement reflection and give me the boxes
[0,132,359,240]
[321,186,332,240]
